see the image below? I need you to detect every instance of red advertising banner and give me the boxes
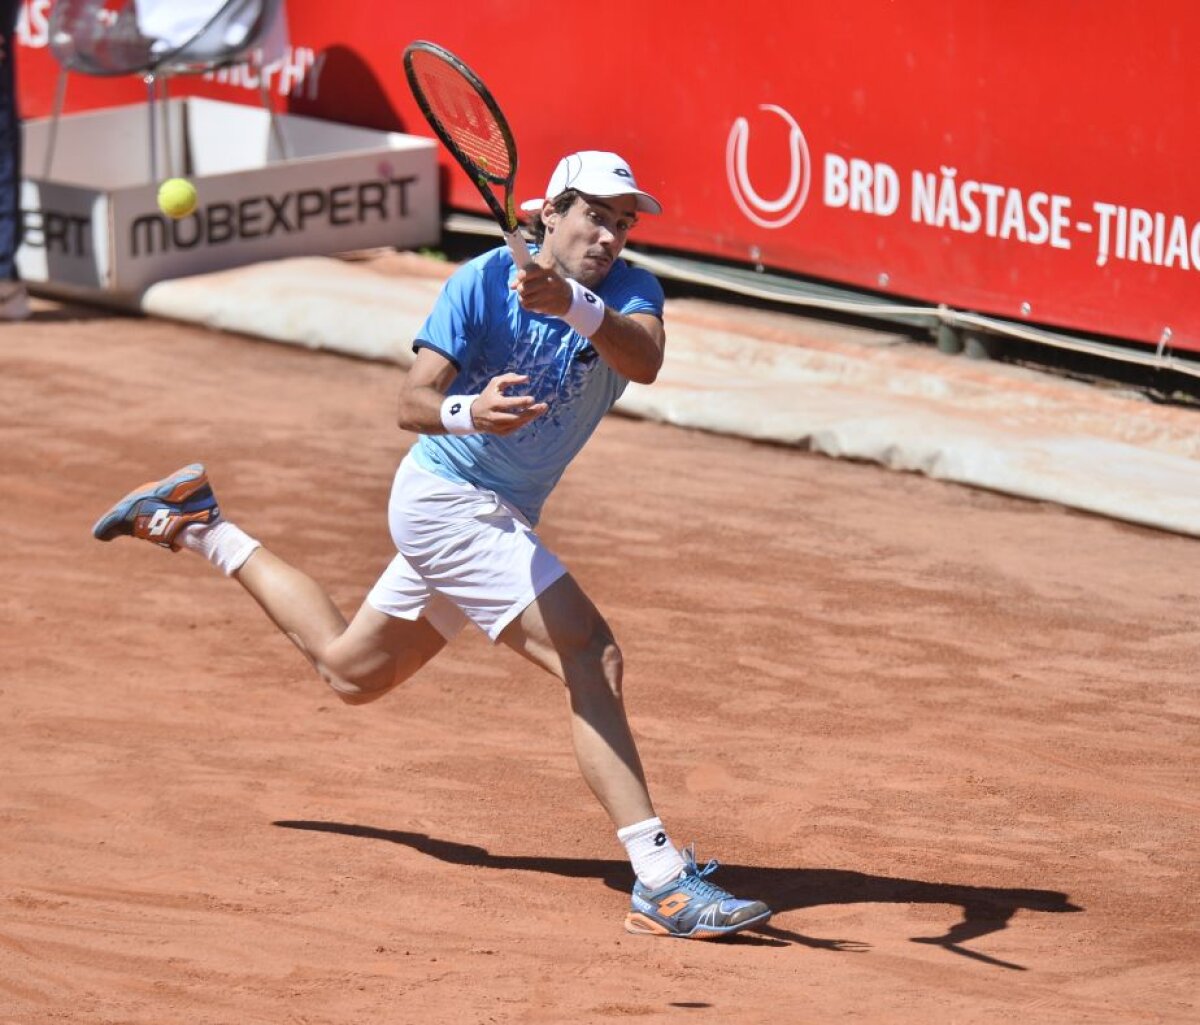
[16,1,1200,354]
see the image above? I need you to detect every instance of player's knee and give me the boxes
[600,639,624,699]
[317,661,398,706]
[330,679,392,706]
[564,631,625,702]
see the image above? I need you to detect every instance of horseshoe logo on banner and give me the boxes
[726,104,811,229]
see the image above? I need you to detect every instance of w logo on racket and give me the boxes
[424,78,494,143]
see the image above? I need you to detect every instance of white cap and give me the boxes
[520,151,662,215]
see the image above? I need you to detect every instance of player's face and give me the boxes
[541,194,639,288]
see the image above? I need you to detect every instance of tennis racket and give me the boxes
[403,41,533,267]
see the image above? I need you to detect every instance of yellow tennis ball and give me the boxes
[157,178,197,219]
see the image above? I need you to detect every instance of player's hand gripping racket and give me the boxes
[403,41,533,268]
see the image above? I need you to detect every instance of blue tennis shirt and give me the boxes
[410,246,665,525]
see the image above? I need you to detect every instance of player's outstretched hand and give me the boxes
[512,265,571,317]
[471,373,549,435]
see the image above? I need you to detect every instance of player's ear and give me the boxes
[541,200,558,233]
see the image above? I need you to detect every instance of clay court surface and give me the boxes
[2,299,1197,1025]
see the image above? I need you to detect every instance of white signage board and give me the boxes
[18,98,439,303]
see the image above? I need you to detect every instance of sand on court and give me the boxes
[1,298,1197,1024]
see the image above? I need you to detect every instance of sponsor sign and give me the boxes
[17,98,438,301]
[14,1,1200,351]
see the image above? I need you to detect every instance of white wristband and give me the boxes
[440,394,478,435]
[560,278,605,337]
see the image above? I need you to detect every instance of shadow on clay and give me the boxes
[273,820,1082,968]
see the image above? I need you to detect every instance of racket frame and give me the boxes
[403,41,533,266]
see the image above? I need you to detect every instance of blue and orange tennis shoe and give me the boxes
[625,846,771,940]
[92,463,219,550]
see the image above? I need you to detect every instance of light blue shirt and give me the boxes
[411,246,665,525]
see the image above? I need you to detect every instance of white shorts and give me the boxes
[366,457,567,642]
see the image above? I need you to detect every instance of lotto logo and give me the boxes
[147,508,172,537]
[657,893,691,917]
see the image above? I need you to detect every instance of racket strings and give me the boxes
[409,52,513,180]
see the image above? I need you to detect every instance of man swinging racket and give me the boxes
[94,150,772,940]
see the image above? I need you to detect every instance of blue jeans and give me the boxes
[0,0,21,281]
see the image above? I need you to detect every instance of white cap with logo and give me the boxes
[520,151,663,215]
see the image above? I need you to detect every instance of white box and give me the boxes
[18,97,440,304]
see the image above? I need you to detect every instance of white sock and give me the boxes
[178,520,261,576]
[617,816,686,890]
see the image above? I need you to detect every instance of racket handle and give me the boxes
[504,230,534,268]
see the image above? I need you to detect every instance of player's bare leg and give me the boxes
[501,572,772,939]
[92,463,446,705]
[500,572,654,828]
[234,548,447,704]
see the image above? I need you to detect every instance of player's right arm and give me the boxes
[396,347,549,436]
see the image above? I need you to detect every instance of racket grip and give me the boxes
[505,230,534,268]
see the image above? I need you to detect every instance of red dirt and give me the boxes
[1,297,1197,1025]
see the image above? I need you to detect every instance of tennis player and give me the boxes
[93,151,771,940]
